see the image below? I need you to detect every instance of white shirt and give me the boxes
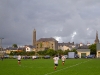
[17,55,21,60]
[32,56,36,59]
[53,57,59,64]
[61,56,66,61]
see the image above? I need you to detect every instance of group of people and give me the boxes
[53,55,66,70]
[17,54,66,70]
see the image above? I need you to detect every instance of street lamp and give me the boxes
[0,38,4,55]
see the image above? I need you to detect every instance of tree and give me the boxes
[12,44,18,48]
[57,50,64,55]
[63,49,70,55]
[71,48,77,54]
[89,44,96,55]
[46,49,56,56]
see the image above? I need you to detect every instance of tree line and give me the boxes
[9,43,97,56]
[9,49,77,56]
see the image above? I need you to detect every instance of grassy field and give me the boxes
[0,58,100,75]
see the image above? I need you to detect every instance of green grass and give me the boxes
[0,58,100,75]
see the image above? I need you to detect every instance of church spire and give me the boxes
[94,30,99,44]
[96,30,98,38]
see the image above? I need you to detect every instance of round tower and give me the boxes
[33,29,36,47]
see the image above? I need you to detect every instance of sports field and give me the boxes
[0,58,100,75]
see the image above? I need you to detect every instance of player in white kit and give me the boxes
[61,55,66,65]
[17,55,21,65]
[53,55,59,70]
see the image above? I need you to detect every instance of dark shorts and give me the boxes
[18,60,21,61]
[62,61,65,62]
[55,64,58,66]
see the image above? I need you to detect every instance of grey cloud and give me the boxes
[0,0,100,47]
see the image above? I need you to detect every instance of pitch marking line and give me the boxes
[19,65,33,68]
[44,59,92,75]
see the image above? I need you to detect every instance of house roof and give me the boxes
[37,38,57,42]
[77,45,89,49]
[6,47,25,50]
[58,42,74,46]
[77,49,90,52]
[6,47,18,50]
[25,45,36,48]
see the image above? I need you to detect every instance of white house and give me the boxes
[25,45,36,52]
[58,42,74,51]
[58,45,71,51]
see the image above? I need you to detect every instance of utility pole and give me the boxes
[0,38,4,55]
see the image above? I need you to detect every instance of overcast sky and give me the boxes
[0,0,100,47]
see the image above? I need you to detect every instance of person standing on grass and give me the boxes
[32,55,36,60]
[17,55,21,65]
[1,55,4,61]
[53,55,59,70]
[61,55,66,65]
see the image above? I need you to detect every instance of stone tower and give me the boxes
[94,31,99,44]
[33,29,36,46]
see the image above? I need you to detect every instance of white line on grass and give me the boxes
[19,65,33,68]
[44,59,92,75]
[19,65,47,68]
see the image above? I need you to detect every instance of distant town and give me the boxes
[0,29,100,58]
